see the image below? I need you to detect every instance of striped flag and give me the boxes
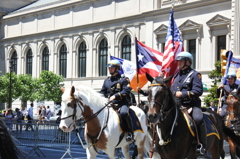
[110,56,148,92]
[135,38,163,77]
[162,9,184,77]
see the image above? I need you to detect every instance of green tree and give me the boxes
[0,71,64,109]
[203,61,222,106]
[0,72,21,108]
[18,74,38,103]
[36,71,64,103]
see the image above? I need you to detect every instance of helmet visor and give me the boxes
[227,75,236,79]
[176,56,186,61]
[106,64,120,68]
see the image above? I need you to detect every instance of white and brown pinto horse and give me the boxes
[59,85,155,159]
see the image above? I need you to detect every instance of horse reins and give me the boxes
[60,97,84,121]
[226,93,240,134]
[61,96,112,151]
[148,83,173,121]
[148,82,179,159]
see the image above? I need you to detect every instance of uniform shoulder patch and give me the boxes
[198,73,202,79]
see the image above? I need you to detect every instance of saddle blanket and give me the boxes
[116,108,143,133]
[183,112,220,139]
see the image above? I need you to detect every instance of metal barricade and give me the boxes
[2,119,112,159]
[4,120,75,158]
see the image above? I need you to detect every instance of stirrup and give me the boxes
[196,144,206,156]
[126,132,133,142]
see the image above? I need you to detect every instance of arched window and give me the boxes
[42,47,49,71]
[78,42,86,77]
[11,51,18,74]
[26,49,33,75]
[99,39,108,76]
[59,44,67,78]
[121,35,131,60]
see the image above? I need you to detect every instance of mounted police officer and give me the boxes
[99,59,134,142]
[171,51,206,156]
[217,72,240,117]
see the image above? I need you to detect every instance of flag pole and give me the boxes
[135,37,140,107]
[217,89,223,114]
[172,0,175,9]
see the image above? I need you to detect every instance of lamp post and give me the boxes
[8,60,13,109]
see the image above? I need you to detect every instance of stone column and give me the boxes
[232,0,240,56]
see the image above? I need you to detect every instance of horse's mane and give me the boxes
[74,85,108,108]
[0,120,25,159]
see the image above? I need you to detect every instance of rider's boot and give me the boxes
[125,115,134,142]
[196,122,207,156]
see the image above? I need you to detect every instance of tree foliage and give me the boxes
[18,74,38,102]
[0,72,20,104]
[0,71,65,108]
[203,61,222,106]
[35,71,64,103]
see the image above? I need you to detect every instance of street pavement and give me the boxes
[19,144,131,159]
[13,122,232,159]
[18,145,232,159]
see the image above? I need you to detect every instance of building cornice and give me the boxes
[3,0,97,20]
[0,0,230,43]
[142,0,230,17]
[2,0,230,21]
[1,17,145,42]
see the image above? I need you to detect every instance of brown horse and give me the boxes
[146,75,240,159]
[225,90,240,159]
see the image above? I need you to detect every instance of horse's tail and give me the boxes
[223,125,240,146]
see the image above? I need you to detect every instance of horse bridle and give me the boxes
[60,95,111,152]
[61,97,84,121]
[227,93,240,115]
[61,96,111,128]
[226,93,240,123]
[149,81,179,152]
[148,83,172,121]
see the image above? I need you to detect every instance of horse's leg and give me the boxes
[220,148,225,159]
[86,147,98,159]
[228,138,237,159]
[121,144,131,159]
[105,147,116,159]
[236,146,240,158]
[209,143,221,159]
[135,135,145,159]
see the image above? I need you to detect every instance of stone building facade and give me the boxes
[0,0,239,109]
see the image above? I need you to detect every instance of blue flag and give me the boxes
[221,51,240,85]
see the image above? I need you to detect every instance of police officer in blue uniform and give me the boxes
[171,51,206,156]
[100,59,134,142]
[217,72,240,117]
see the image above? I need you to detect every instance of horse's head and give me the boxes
[139,100,149,114]
[146,73,172,123]
[59,86,84,132]
[226,89,240,117]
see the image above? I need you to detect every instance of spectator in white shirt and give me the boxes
[46,106,51,123]
[25,103,34,131]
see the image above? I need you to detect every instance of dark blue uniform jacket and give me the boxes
[217,83,240,105]
[100,74,132,104]
[171,67,203,107]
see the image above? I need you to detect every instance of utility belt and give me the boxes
[181,97,201,106]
